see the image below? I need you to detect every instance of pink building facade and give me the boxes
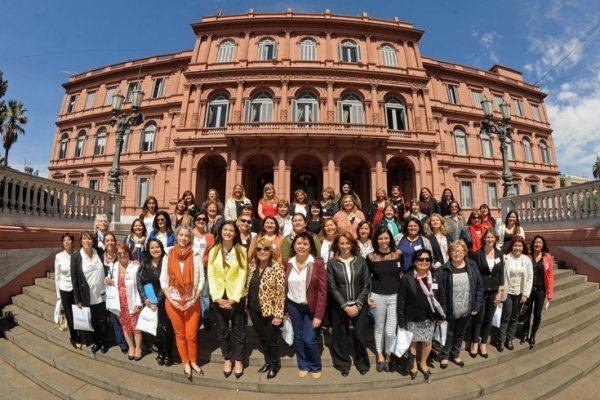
[48,10,559,218]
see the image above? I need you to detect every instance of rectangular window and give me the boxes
[299,40,317,61]
[151,78,165,98]
[471,89,482,108]
[481,134,493,158]
[258,41,277,60]
[447,84,460,104]
[293,101,318,123]
[70,180,79,186]
[460,181,474,208]
[74,136,85,158]
[339,43,360,63]
[94,135,106,156]
[513,98,525,117]
[207,104,229,127]
[531,104,541,121]
[455,133,468,156]
[66,95,77,113]
[487,183,498,208]
[381,47,398,67]
[126,82,140,102]
[104,86,116,106]
[84,91,96,109]
[494,94,504,111]
[386,106,406,130]
[137,178,150,207]
[89,179,100,191]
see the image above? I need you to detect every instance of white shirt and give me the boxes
[143,215,155,236]
[55,250,73,298]
[320,239,332,265]
[341,256,353,281]
[358,240,374,258]
[504,254,533,297]
[192,235,208,260]
[81,249,105,305]
[287,255,315,304]
[159,247,204,302]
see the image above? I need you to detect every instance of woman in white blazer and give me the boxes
[497,236,533,352]
[55,232,79,348]
[105,243,142,360]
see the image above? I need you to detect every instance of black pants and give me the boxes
[472,290,497,344]
[441,315,470,359]
[248,307,280,367]
[330,305,370,372]
[155,300,174,356]
[59,289,80,343]
[214,297,246,361]
[522,287,546,337]
[499,293,521,343]
[89,302,108,346]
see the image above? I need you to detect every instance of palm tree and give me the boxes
[2,100,28,166]
[593,156,600,180]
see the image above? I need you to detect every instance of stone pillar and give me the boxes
[198,35,213,65]
[412,88,421,131]
[186,148,194,190]
[283,31,291,64]
[403,41,416,69]
[326,80,335,122]
[419,150,427,189]
[422,89,434,131]
[370,84,380,125]
[398,40,408,70]
[277,140,287,196]
[430,151,439,195]
[240,31,251,66]
[233,81,244,123]
[280,80,289,122]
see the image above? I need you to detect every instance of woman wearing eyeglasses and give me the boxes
[148,210,175,249]
[208,221,248,379]
[248,216,283,263]
[192,211,215,331]
[246,238,285,379]
[105,244,143,360]
[438,240,483,369]
[237,215,256,251]
[397,249,446,382]
[460,210,486,257]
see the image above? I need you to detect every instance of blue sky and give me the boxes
[2,0,600,178]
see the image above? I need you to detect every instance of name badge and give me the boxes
[397,262,402,269]
[414,245,422,251]
[544,262,550,270]
[135,243,142,249]
[226,253,236,262]
[495,257,501,264]
[432,283,438,290]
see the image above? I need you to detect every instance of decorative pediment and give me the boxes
[51,171,66,179]
[453,169,477,178]
[67,169,84,178]
[132,165,157,175]
[480,171,501,180]
[542,176,557,184]
[86,168,105,176]
[525,175,541,182]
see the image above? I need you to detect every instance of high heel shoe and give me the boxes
[423,369,432,383]
[192,365,204,376]
[529,335,536,349]
[223,360,233,378]
[234,362,244,379]
[184,366,193,382]
[409,370,418,380]
[505,340,514,351]
[469,342,479,358]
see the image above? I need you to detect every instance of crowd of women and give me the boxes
[54,182,554,383]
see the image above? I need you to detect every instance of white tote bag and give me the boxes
[105,284,120,316]
[281,317,294,346]
[135,307,158,336]
[54,299,62,324]
[72,305,94,331]
[433,321,448,346]
[492,303,503,328]
[389,327,414,357]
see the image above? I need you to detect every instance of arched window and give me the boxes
[523,138,533,162]
[338,93,364,124]
[140,123,156,152]
[380,44,398,67]
[506,137,515,160]
[299,38,317,61]
[540,140,551,164]
[480,132,493,158]
[216,39,235,63]
[74,130,86,158]
[206,93,230,128]
[58,133,69,160]
[257,38,277,60]
[338,40,361,63]
[93,128,107,156]
[454,128,468,156]
[384,97,407,130]
[292,91,319,123]
[244,92,273,122]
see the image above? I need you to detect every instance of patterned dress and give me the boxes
[118,268,140,334]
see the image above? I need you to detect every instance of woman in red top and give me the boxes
[459,211,486,257]
[522,235,554,349]
[258,183,279,220]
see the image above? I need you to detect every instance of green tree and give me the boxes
[593,155,600,180]
[2,100,28,166]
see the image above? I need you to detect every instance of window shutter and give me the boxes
[273,42,278,59]
[291,99,297,122]
[354,103,364,124]
[337,102,343,122]
[338,44,343,61]
[244,100,251,122]
[264,102,273,122]
[356,44,362,63]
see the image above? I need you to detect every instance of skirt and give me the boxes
[407,319,436,342]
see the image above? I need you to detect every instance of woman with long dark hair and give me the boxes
[439,188,455,217]
[140,196,159,234]
[181,190,199,218]
[419,187,440,217]
[397,217,432,272]
[124,218,148,264]
[148,210,175,248]
[460,210,486,256]
[497,211,525,253]
[522,235,554,349]
[55,232,80,349]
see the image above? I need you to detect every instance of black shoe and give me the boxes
[376,361,384,372]
[184,367,193,382]
[128,355,135,360]
[257,363,270,373]
[156,353,165,366]
[120,348,128,354]
[383,361,390,372]
[505,340,514,351]
[91,344,100,353]
[423,370,431,383]
[440,359,448,369]
[359,369,368,375]
[409,370,418,380]
[341,369,349,377]
[529,336,536,349]
[100,344,108,354]
[163,355,173,367]
[451,358,465,367]
[234,370,244,379]
[203,319,211,331]
[267,365,280,379]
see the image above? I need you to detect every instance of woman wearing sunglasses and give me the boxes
[245,238,285,379]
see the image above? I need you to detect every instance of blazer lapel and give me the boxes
[306,262,314,291]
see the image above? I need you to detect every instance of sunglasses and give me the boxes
[195,217,207,222]
[240,219,251,224]
[416,257,431,263]
[256,247,271,252]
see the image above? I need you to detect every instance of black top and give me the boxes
[426,233,452,268]
[307,219,323,235]
[136,258,165,304]
[397,270,446,328]
[248,267,262,311]
[533,257,546,290]
[471,247,505,292]
[327,256,371,308]
[367,253,402,295]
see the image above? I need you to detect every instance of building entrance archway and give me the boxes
[195,155,227,204]
[339,156,370,209]
[386,156,415,201]
[243,155,274,203]
[291,155,322,201]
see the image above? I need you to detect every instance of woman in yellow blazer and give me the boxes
[208,220,248,379]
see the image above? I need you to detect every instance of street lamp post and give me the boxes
[480,99,515,199]
[108,90,144,195]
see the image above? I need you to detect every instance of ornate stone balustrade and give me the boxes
[501,180,600,225]
[0,166,121,228]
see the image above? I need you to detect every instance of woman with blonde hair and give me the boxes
[94,214,109,250]
[224,183,252,221]
[202,188,224,216]
[333,194,366,240]
[423,213,452,269]
[248,216,283,263]
[258,183,279,220]
[171,199,192,230]
[290,188,309,217]
[320,186,338,218]
[246,238,285,379]
[160,225,204,380]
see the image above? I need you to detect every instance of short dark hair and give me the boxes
[61,232,74,243]
[403,217,423,236]
[331,231,360,257]
[372,224,397,254]
[506,235,529,256]
[411,248,433,268]
[290,231,317,257]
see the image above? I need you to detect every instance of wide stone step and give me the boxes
[546,365,600,400]
[0,354,61,400]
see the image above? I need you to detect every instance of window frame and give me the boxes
[505,137,515,161]
[140,123,157,152]
[454,128,469,156]
[337,93,364,124]
[136,177,151,207]
[512,98,525,117]
[480,132,493,158]
[257,37,277,61]
[446,84,460,104]
[84,90,96,110]
[299,37,317,61]
[292,91,319,123]
[66,94,78,114]
[58,134,69,160]
[471,89,483,109]
[460,181,474,209]
[540,140,551,164]
[93,128,107,156]
[104,86,116,106]
[486,182,499,208]
[522,138,533,162]
[89,179,100,191]
[380,44,398,67]
[384,97,407,130]
[151,77,166,99]
[126,81,141,102]
[216,39,236,63]
[493,94,504,111]
[74,130,86,158]
[244,92,274,123]
[531,104,542,121]
[206,93,230,128]
[338,40,361,63]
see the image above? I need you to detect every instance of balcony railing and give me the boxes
[500,180,600,223]
[201,122,392,137]
[0,166,121,224]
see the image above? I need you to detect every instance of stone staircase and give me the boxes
[1,266,599,400]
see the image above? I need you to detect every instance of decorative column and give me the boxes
[198,35,213,65]
[418,150,427,189]
[179,84,193,128]
[186,148,194,191]
[412,88,421,131]
[422,89,434,131]
[233,81,244,123]
[325,32,333,65]
[429,151,439,193]
[173,148,183,196]
[240,31,251,66]
[326,80,335,122]
[370,84,380,124]
[283,31,291,65]
[403,41,416,69]
[398,40,408,70]
[280,80,289,122]
[277,141,287,196]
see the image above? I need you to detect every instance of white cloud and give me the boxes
[472,30,503,64]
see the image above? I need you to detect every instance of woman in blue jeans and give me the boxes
[438,240,483,368]
[284,232,327,379]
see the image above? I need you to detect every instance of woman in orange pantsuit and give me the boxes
[160,225,205,380]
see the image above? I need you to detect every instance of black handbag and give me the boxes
[517,303,530,323]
